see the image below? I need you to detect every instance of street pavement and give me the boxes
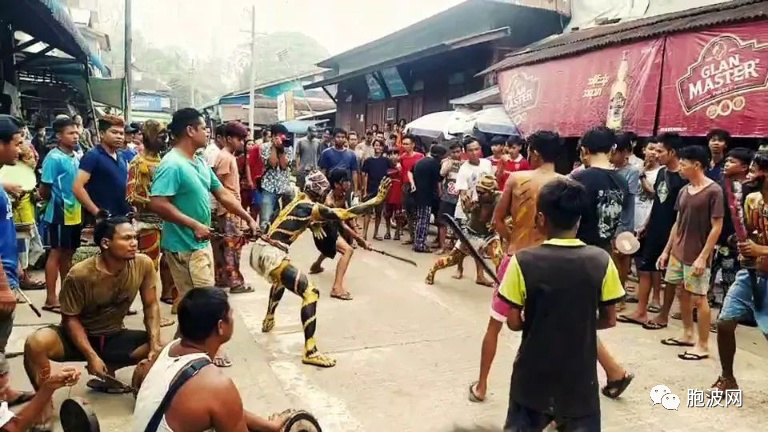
[6,235,768,432]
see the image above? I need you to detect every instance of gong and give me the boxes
[60,397,100,432]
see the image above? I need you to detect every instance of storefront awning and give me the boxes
[11,0,90,62]
[450,86,500,106]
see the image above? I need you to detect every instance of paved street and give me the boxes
[6,235,768,432]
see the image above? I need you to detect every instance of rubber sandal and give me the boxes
[7,390,35,407]
[331,292,354,301]
[678,351,709,361]
[160,298,174,305]
[384,233,391,240]
[601,372,634,399]
[229,285,255,294]
[661,338,694,347]
[647,305,661,313]
[475,280,494,287]
[86,378,132,394]
[41,305,61,315]
[302,352,336,368]
[617,314,646,325]
[127,309,138,316]
[373,235,383,241]
[642,321,667,330]
[160,317,175,327]
[213,355,233,368]
[468,381,484,403]
[309,265,324,275]
[624,296,639,304]
[20,280,46,290]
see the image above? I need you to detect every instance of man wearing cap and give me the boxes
[295,126,320,190]
[0,114,37,407]
[73,115,132,221]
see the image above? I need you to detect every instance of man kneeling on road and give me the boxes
[23,216,162,428]
[131,287,289,432]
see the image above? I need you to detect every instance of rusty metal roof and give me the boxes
[482,0,768,74]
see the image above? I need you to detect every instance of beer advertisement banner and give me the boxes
[497,38,663,137]
[658,22,768,137]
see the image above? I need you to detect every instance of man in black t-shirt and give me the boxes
[570,126,634,400]
[622,133,688,329]
[497,178,624,431]
[409,145,447,252]
[361,140,391,240]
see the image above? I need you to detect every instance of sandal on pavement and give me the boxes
[86,378,132,394]
[617,314,646,325]
[678,351,709,361]
[661,338,695,347]
[642,321,667,330]
[213,355,233,368]
[42,305,61,315]
[647,304,661,313]
[601,372,634,399]
[160,297,174,305]
[331,292,353,301]
[160,317,175,327]
[302,351,336,368]
[468,381,484,403]
[7,391,35,407]
[229,285,255,294]
[706,376,738,397]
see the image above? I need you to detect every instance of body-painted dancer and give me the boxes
[250,172,390,368]
[425,174,502,286]
[126,121,177,314]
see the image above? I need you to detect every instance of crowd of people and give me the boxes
[0,105,766,432]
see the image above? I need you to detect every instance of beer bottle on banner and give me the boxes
[606,51,629,130]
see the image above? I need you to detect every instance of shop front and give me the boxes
[490,0,768,139]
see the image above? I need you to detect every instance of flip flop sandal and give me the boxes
[42,305,61,315]
[661,338,695,347]
[229,285,255,294]
[7,391,35,407]
[468,381,485,403]
[331,292,354,301]
[160,298,174,305]
[373,235,383,241]
[384,233,391,240]
[86,378,132,394]
[127,309,138,316]
[475,280,494,287]
[678,351,709,361]
[160,317,175,327]
[213,356,233,368]
[624,296,639,304]
[617,314,646,325]
[647,305,661,313]
[302,352,337,368]
[20,280,46,290]
[642,321,668,330]
[601,372,634,399]
[309,266,324,275]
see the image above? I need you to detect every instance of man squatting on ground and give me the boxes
[251,171,390,368]
[23,217,162,429]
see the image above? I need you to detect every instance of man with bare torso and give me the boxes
[469,131,563,402]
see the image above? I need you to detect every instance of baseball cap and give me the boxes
[0,115,22,139]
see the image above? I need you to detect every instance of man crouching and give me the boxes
[131,287,289,432]
[23,216,162,429]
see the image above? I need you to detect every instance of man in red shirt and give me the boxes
[496,135,530,190]
[399,135,424,245]
[246,133,265,221]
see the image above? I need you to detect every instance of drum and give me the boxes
[282,410,322,432]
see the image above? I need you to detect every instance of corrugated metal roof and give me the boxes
[482,0,768,74]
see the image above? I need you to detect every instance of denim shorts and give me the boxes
[719,269,768,334]
[504,401,600,432]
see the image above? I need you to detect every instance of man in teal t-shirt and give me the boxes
[149,110,258,340]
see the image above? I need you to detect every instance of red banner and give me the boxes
[498,39,663,137]
[658,22,768,137]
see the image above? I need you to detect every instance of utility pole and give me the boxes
[124,0,132,122]
[248,4,257,137]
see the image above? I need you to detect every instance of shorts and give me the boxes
[504,400,601,432]
[719,269,768,334]
[164,245,215,299]
[47,326,148,366]
[437,201,457,227]
[664,255,711,295]
[636,234,666,273]
[312,224,351,259]
[490,255,512,322]
[45,223,82,250]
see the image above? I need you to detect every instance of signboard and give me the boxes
[365,74,386,101]
[498,38,663,136]
[380,67,409,97]
[131,93,171,112]
[277,91,295,121]
[658,22,768,137]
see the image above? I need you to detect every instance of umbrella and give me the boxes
[450,107,520,136]
[405,111,468,139]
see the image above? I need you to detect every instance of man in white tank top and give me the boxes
[132,287,288,432]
